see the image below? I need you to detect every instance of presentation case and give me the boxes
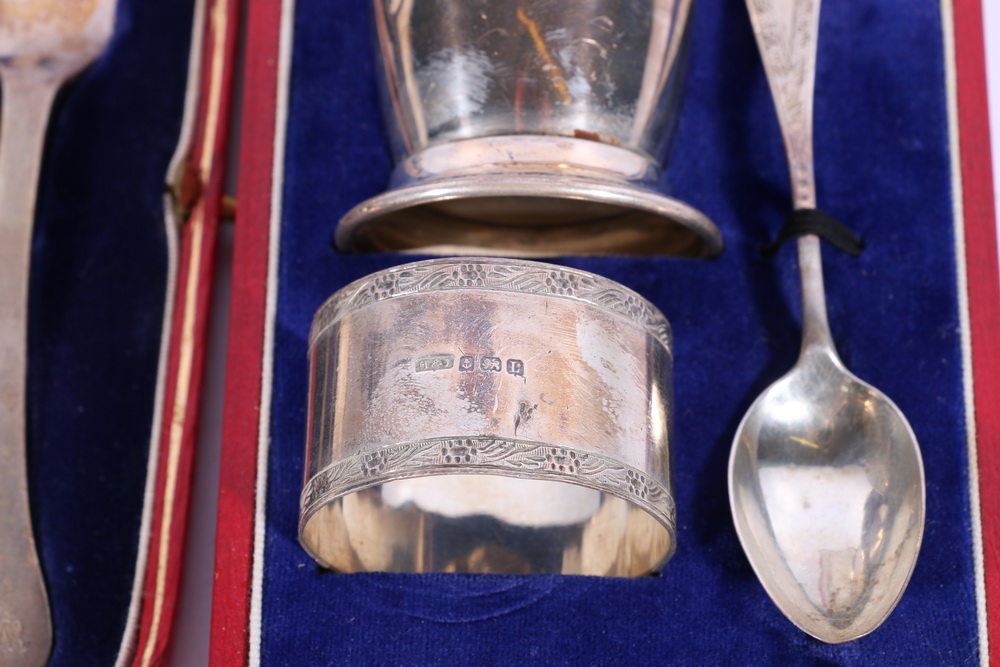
[209,0,1000,664]
[28,0,995,664]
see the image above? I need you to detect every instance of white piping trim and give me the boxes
[248,0,296,662]
[113,0,208,663]
[941,0,988,663]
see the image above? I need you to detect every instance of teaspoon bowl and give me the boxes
[729,345,925,642]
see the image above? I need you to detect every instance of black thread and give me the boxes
[761,208,865,257]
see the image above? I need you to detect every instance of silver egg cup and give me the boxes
[336,0,722,257]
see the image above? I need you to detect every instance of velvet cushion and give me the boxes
[27,1,194,663]
[262,0,977,662]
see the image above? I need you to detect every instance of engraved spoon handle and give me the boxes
[0,68,59,667]
[745,0,834,355]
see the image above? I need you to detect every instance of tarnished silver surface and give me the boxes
[728,0,925,644]
[0,3,116,665]
[336,0,722,258]
[300,258,676,576]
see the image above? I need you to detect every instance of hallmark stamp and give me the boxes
[415,353,455,372]
[419,353,526,377]
[480,356,502,372]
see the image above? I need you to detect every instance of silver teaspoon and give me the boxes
[728,0,926,643]
[0,2,115,664]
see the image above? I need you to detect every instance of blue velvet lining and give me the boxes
[264,0,978,662]
[26,1,194,663]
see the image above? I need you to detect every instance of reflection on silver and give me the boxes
[300,258,676,576]
[336,0,722,257]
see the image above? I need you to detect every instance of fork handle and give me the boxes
[0,68,59,667]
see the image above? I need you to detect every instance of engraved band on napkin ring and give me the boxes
[300,257,676,576]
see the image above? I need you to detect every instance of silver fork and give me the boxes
[0,2,116,665]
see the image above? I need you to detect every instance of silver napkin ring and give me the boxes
[300,258,676,576]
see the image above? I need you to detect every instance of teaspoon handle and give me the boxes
[0,69,59,667]
[746,0,834,353]
[796,234,833,354]
[746,0,819,209]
